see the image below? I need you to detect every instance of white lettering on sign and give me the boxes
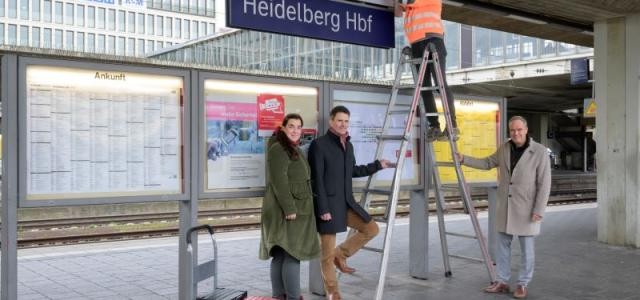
[242,0,377,34]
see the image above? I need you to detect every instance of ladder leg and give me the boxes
[432,171,452,277]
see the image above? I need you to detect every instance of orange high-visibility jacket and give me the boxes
[403,0,444,44]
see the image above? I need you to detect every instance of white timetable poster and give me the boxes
[26,65,184,199]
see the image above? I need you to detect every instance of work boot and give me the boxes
[426,127,442,142]
[438,127,460,141]
[483,281,510,293]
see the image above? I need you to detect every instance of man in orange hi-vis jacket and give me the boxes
[396,0,459,142]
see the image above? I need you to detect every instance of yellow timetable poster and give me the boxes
[433,98,499,184]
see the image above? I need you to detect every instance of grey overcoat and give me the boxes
[462,138,551,236]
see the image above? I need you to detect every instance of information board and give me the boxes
[204,79,318,192]
[25,65,184,200]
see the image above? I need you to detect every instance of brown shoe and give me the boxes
[513,285,527,299]
[333,256,356,274]
[326,291,342,300]
[483,281,510,293]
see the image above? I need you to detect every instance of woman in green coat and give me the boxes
[259,113,320,300]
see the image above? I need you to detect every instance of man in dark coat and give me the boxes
[308,105,391,300]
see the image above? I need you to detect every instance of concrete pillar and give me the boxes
[594,13,640,247]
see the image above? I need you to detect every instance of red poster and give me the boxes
[257,94,285,137]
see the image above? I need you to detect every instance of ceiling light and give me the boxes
[443,0,464,7]
[506,14,548,25]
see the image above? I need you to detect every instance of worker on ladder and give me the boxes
[396,0,460,141]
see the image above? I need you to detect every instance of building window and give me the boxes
[97,7,105,29]
[87,32,95,52]
[171,0,178,13]
[107,35,115,54]
[127,12,134,33]
[31,26,40,47]
[76,31,84,51]
[9,0,17,18]
[8,24,17,45]
[43,28,51,48]
[198,0,204,15]
[156,40,162,50]
[117,36,124,55]
[117,10,125,32]
[19,25,28,46]
[76,5,84,26]
[146,39,153,52]
[0,0,5,17]
[107,8,115,31]
[20,0,29,20]
[136,13,144,34]
[64,3,73,25]
[190,20,197,39]
[97,33,105,53]
[87,6,94,28]
[182,19,188,39]
[32,0,40,21]
[146,14,154,35]
[162,0,169,10]
[189,0,195,14]
[137,38,144,55]
[43,0,51,22]
[206,0,214,16]
[54,1,62,24]
[65,30,73,50]
[174,18,181,39]
[54,28,62,49]
[199,21,205,38]
[207,22,214,35]
[165,17,172,37]
[127,37,134,56]
[0,24,3,43]
[156,15,163,36]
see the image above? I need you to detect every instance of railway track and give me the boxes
[16,189,596,248]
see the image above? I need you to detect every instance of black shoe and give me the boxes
[426,127,442,142]
[438,127,460,141]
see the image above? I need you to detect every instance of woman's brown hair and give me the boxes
[275,113,304,160]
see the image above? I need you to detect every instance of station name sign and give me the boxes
[227,0,395,48]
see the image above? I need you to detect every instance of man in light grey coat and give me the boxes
[456,116,551,299]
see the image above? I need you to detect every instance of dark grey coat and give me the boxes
[308,130,382,234]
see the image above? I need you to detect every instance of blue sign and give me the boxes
[570,58,590,85]
[226,0,396,48]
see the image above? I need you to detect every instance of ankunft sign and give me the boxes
[227,0,396,48]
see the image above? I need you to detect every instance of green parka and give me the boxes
[259,141,321,261]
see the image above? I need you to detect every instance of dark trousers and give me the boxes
[410,37,457,129]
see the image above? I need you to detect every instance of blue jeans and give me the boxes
[496,232,535,286]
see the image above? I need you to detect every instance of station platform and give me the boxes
[10,203,639,300]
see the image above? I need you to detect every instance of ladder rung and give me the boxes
[420,86,439,92]
[362,246,384,253]
[440,184,459,191]
[424,112,444,117]
[373,216,388,223]
[377,134,408,141]
[397,84,416,90]
[436,161,455,167]
[388,109,411,115]
[449,254,484,263]
[405,57,423,64]
[364,188,392,196]
[445,231,478,239]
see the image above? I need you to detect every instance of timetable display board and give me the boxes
[24,65,184,201]
[203,79,319,192]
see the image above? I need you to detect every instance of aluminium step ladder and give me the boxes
[352,43,495,300]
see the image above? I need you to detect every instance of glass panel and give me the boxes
[146,39,154,52]
[146,14,154,35]
[207,23,214,35]
[8,24,17,45]
[9,0,16,18]
[127,12,134,33]
[137,13,144,34]
[182,19,188,39]
[0,0,5,17]
[54,1,61,24]
[117,10,124,32]
[206,0,214,16]
[520,35,537,60]
[127,37,134,56]
[174,18,181,38]
[65,30,72,50]
[43,0,51,22]
[19,25,28,46]
[107,8,115,31]
[191,20,196,39]
[198,0,204,15]
[171,0,179,13]
[32,0,40,20]
[76,31,84,51]
[54,28,62,49]
[31,26,40,47]
[443,21,459,70]
[117,36,124,55]
[558,42,576,55]
[137,38,144,56]
[189,0,195,14]
[20,0,28,19]
[64,2,73,25]
[107,35,115,54]
[76,4,84,26]
[97,7,105,29]
[87,33,95,52]
[43,28,52,48]
[97,33,105,53]
[156,15,162,36]
[199,21,205,38]
[87,6,94,28]
[489,30,503,64]
[473,27,490,67]
[541,40,556,56]
[505,33,520,62]
[162,0,169,10]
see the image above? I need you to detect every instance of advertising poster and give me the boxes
[25,65,184,200]
[205,79,318,192]
[257,94,286,137]
[334,100,420,187]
